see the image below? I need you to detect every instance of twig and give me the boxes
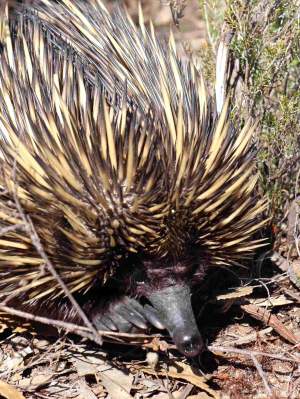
[241,304,300,346]
[215,23,233,113]
[0,223,24,236]
[203,1,216,53]
[0,303,98,341]
[209,345,300,363]
[168,0,187,27]
[11,161,102,345]
[222,327,273,347]
[251,353,273,396]
[0,304,160,341]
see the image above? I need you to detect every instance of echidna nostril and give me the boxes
[178,334,204,358]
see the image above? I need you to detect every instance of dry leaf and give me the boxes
[217,286,254,300]
[140,362,219,399]
[0,352,28,373]
[18,374,53,389]
[250,294,293,308]
[0,322,8,333]
[73,352,133,398]
[76,379,98,399]
[72,351,107,376]
[100,372,134,399]
[0,380,25,399]
[74,358,98,376]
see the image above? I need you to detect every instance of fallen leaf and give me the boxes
[100,372,134,399]
[217,286,254,300]
[250,295,293,308]
[18,374,52,389]
[76,379,98,399]
[0,353,25,372]
[72,351,107,376]
[74,358,98,376]
[0,322,8,333]
[13,327,28,334]
[139,362,219,399]
[0,380,25,399]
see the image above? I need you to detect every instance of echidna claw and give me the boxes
[143,304,165,330]
[113,300,148,329]
[99,315,118,331]
[91,314,113,332]
[105,311,133,333]
[92,297,165,333]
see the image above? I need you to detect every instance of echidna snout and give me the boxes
[147,285,203,357]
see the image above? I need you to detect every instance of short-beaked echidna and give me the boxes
[0,1,266,357]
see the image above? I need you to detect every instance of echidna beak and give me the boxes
[147,285,204,357]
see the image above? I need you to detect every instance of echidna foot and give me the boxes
[92,297,164,333]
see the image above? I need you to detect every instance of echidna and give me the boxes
[0,0,266,357]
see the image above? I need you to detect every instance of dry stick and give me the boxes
[241,304,299,346]
[0,304,93,336]
[203,1,216,54]
[0,222,25,236]
[11,163,103,346]
[215,23,233,114]
[251,354,273,397]
[0,304,158,341]
[208,345,300,363]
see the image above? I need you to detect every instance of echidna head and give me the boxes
[130,256,204,357]
[147,284,203,357]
